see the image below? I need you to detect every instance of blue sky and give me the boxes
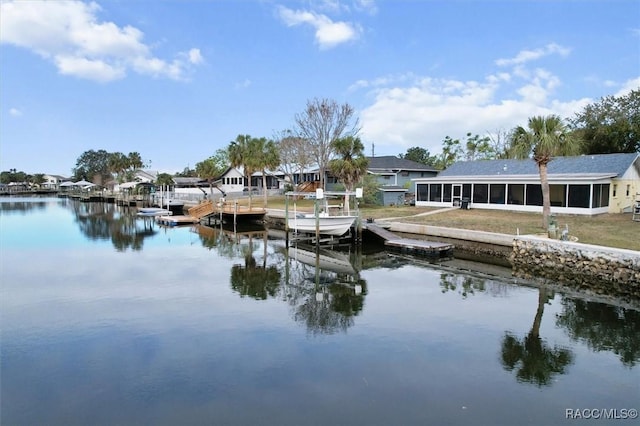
[1,0,639,176]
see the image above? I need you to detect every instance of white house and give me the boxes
[412,153,640,215]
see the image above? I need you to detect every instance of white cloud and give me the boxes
[187,48,203,65]
[357,44,592,156]
[9,108,23,117]
[495,43,571,67]
[615,77,640,96]
[277,5,360,49]
[0,0,203,82]
[355,0,378,15]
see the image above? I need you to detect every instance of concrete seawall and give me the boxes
[511,236,640,300]
[381,221,640,301]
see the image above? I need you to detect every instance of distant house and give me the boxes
[219,167,245,193]
[365,156,439,206]
[367,156,439,187]
[413,153,640,215]
[42,174,69,190]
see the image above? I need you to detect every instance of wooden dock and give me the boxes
[365,223,453,257]
[188,200,266,223]
[156,215,199,226]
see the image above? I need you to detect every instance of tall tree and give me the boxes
[509,115,581,228]
[570,89,640,154]
[228,134,259,208]
[464,133,496,161]
[195,150,227,200]
[274,129,314,189]
[399,146,438,167]
[108,152,129,183]
[329,136,368,213]
[252,137,280,207]
[294,98,360,190]
[436,136,464,169]
[73,149,112,184]
[30,173,46,187]
[155,173,174,188]
[127,152,144,170]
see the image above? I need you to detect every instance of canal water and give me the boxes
[1,197,638,425]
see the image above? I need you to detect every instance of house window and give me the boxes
[525,184,543,206]
[592,184,610,208]
[429,184,442,202]
[507,184,524,205]
[568,184,590,208]
[550,184,567,207]
[613,184,617,197]
[416,184,429,202]
[472,184,488,203]
[489,184,506,204]
[443,184,452,202]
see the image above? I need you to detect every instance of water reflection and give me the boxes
[440,273,487,298]
[501,287,574,386]
[69,200,157,251]
[3,197,639,425]
[0,197,53,213]
[556,298,640,367]
[283,244,367,335]
[194,223,368,335]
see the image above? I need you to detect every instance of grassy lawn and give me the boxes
[264,196,639,251]
[393,209,639,251]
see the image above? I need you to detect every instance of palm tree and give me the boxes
[108,152,129,183]
[228,134,259,208]
[253,138,280,207]
[328,136,369,213]
[510,115,581,228]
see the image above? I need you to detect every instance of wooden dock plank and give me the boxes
[365,223,454,256]
[156,215,199,226]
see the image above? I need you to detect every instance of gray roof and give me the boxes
[367,156,438,172]
[439,153,639,177]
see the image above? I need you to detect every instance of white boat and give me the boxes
[137,207,172,217]
[288,212,357,237]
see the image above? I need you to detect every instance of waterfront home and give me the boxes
[42,174,69,190]
[366,156,439,206]
[413,152,640,215]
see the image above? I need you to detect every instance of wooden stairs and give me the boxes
[188,200,216,219]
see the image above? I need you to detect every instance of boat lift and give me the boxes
[284,188,364,245]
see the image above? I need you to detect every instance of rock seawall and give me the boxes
[511,236,640,300]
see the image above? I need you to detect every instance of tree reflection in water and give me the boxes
[556,299,640,367]
[439,273,486,298]
[196,222,368,336]
[283,244,367,335]
[439,272,575,387]
[69,200,157,251]
[501,288,574,386]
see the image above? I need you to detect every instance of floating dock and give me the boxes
[365,223,453,257]
[156,215,199,226]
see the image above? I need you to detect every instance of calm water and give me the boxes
[1,197,638,426]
